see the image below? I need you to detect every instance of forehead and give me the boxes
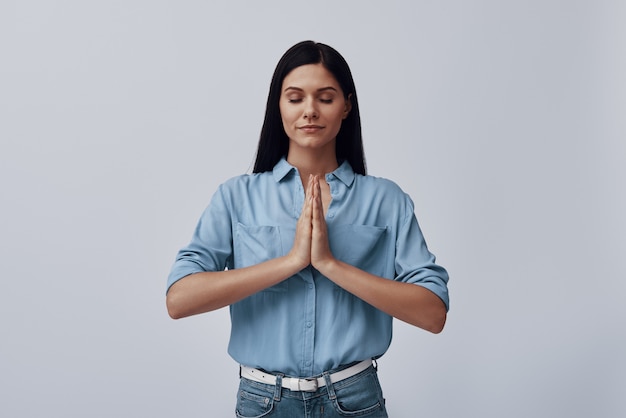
[281,63,342,92]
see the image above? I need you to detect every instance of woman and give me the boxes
[166,40,449,417]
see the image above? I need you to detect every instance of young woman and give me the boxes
[166,41,449,418]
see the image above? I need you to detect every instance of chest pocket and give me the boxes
[328,224,388,277]
[234,223,291,292]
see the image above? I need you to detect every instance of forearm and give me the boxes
[317,259,447,333]
[166,255,303,319]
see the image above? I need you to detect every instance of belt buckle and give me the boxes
[298,378,318,392]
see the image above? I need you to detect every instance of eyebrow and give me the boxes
[283,86,338,93]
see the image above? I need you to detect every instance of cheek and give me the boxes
[330,108,347,125]
[279,115,296,138]
[280,115,291,133]
[279,105,297,126]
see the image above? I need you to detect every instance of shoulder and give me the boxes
[356,173,410,199]
[219,171,272,191]
[211,171,276,204]
[354,173,416,220]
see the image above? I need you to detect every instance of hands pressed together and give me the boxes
[288,174,336,273]
[168,173,447,331]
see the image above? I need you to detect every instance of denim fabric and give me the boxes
[235,365,388,418]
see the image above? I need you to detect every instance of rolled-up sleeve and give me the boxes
[394,197,450,311]
[166,185,233,293]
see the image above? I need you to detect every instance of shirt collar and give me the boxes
[272,157,356,187]
[272,157,296,182]
[330,160,356,187]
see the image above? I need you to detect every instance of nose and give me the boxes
[303,99,318,120]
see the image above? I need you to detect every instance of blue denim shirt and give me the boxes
[167,158,449,377]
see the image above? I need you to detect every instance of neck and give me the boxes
[287,147,339,179]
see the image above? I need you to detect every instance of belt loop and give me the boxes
[273,374,283,401]
[322,372,336,400]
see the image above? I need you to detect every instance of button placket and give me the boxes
[301,269,316,376]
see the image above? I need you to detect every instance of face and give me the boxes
[279,63,351,155]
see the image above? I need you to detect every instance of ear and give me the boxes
[342,94,353,119]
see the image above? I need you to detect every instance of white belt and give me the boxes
[240,360,373,392]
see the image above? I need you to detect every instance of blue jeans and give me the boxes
[235,364,388,417]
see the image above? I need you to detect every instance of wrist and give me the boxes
[283,252,309,274]
[313,257,340,278]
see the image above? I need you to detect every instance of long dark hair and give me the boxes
[253,41,366,175]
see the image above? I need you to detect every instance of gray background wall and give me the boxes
[1,1,624,417]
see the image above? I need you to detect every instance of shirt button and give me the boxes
[305,360,312,366]
[328,213,334,218]
[308,284,313,289]
[306,322,312,328]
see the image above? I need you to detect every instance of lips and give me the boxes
[298,125,324,133]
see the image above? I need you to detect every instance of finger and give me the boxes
[300,175,312,216]
[308,174,315,200]
[313,176,322,201]
[306,175,315,216]
[311,175,320,218]
[312,176,325,226]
